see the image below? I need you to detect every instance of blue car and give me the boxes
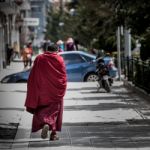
[1,51,118,83]
[59,51,98,82]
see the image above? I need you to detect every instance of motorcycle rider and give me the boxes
[96,55,113,86]
[96,50,109,77]
[96,57,109,79]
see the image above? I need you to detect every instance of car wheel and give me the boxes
[85,73,98,82]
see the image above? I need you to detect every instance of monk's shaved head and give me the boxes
[47,44,58,52]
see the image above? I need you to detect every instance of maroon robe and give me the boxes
[25,51,67,132]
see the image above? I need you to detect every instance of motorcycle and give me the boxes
[96,61,112,93]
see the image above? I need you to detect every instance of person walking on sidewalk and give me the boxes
[24,44,67,141]
[13,41,20,59]
[6,44,13,65]
[22,43,33,68]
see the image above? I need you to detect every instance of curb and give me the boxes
[12,60,23,63]
[123,79,150,101]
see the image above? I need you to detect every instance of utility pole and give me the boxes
[117,26,121,81]
[124,28,131,58]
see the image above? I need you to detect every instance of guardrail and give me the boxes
[124,57,150,94]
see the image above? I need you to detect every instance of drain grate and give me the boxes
[0,123,19,139]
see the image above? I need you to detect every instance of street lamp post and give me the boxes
[117,26,121,81]
[124,28,131,58]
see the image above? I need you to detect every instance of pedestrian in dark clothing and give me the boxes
[6,44,13,65]
[66,37,76,51]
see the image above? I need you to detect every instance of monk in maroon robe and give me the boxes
[25,44,67,141]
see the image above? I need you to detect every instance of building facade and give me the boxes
[0,0,52,70]
[0,0,31,70]
[30,0,50,47]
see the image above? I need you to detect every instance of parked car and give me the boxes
[1,51,118,83]
[59,51,98,82]
[1,68,30,83]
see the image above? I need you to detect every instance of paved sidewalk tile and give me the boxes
[116,149,138,150]
[93,148,116,150]
[138,148,150,150]
[0,62,24,80]
[29,146,72,150]
[1,67,150,150]
[71,147,93,150]
[0,143,12,149]
[12,111,32,149]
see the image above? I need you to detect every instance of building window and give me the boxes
[31,6,41,12]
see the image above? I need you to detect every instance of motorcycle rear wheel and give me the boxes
[103,80,111,93]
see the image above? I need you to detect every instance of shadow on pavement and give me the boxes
[27,120,150,148]
[0,123,19,139]
[64,103,137,111]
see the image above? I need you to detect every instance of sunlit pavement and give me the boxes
[0,62,150,150]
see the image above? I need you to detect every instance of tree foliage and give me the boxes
[46,0,150,59]
[45,10,60,42]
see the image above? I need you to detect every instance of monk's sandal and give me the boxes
[41,124,49,139]
[50,133,59,141]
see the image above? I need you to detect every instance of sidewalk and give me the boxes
[0,55,37,81]
[0,62,24,81]
[1,62,150,150]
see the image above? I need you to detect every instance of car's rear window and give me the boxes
[60,54,85,65]
[81,55,93,62]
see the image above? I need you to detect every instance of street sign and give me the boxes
[23,18,39,26]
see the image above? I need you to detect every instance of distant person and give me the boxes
[74,39,79,50]
[66,37,76,51]
[96,50,104,58]
[25,44,67,141]
[13,41,20,59]
[56,40,64,52]
[103,53,113,66]
[6,44,13,65]
[103,53,117,78]
[90,48,97,55]
[22,45,28,68]
[22,43,33,68]
[26,42,33,67]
